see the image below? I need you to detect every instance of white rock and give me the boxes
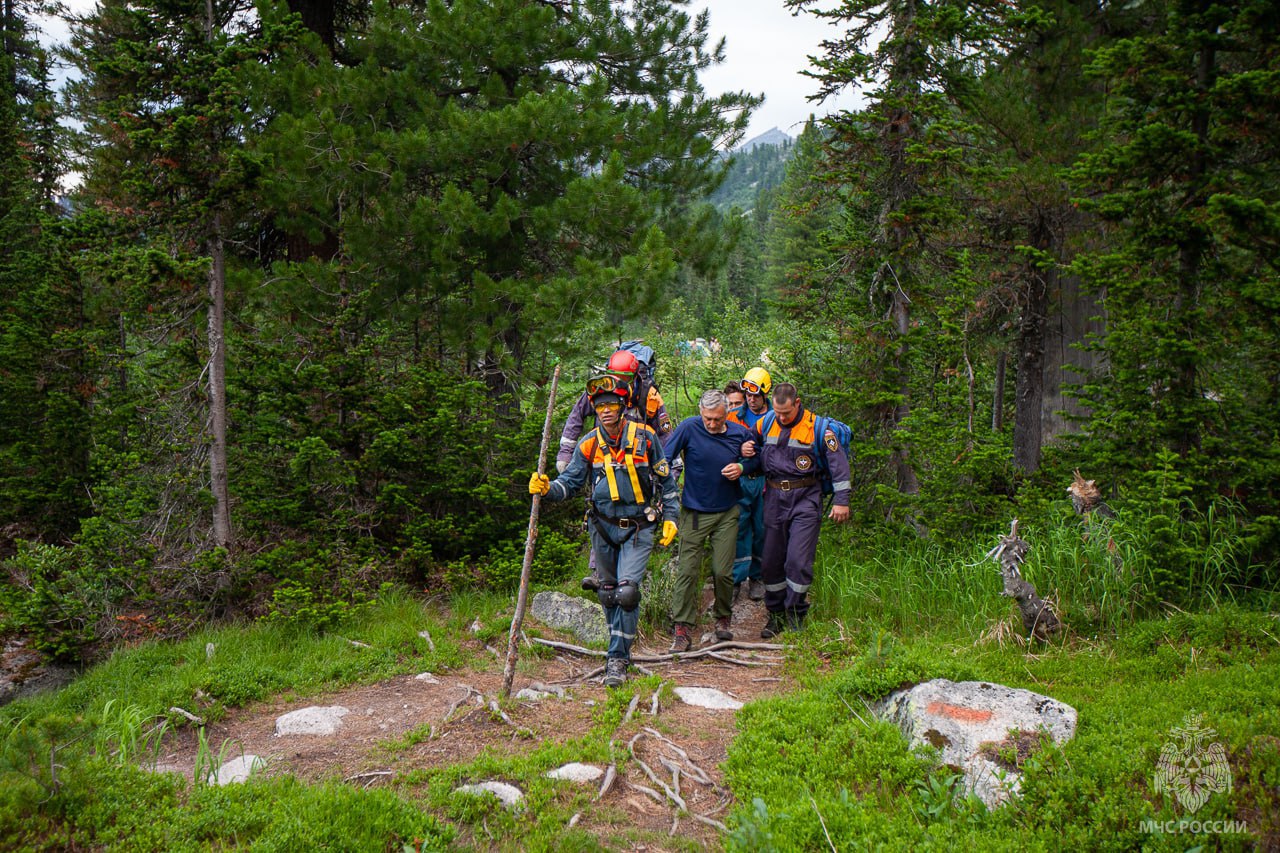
[274,705,350,736]
[214,754,265,785]
[516,688,552,701]
[414,672,441,683]
[875,679,1078,809]
[545,763,604,783]
[674,686,743,710]
[455,781,523,808]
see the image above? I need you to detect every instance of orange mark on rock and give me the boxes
[926,701,993,723]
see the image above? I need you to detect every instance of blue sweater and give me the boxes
[665,416,754,513]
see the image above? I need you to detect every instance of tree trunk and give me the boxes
[207,222,232,550]
[878,0,922,497]
[1013,266,1048,473]
[992,351,1006,432]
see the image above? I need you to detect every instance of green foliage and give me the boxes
[0,539,140,659]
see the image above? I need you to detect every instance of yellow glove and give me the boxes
[659,520,678,547]
[528,472,550,496]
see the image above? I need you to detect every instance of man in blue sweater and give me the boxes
[664,389,755,651]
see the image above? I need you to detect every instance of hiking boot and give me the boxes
[581,572,601,592]
[747,579,765,601]
[603,657,628,687]
[714,616,734,642]
[786,610,807,632]
[761,611,785,639]
[669,624,692,653]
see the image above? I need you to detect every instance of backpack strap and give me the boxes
[813,415,830,477]
[759,411,776,442]
[601,421,647,505]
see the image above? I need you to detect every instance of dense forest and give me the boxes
[2,0,1278,663]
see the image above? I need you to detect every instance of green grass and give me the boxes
[723,607,1280,851]
[3,528,1278,851]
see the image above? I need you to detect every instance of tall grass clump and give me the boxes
[815,495,1273,640]
[811,535,1005,636]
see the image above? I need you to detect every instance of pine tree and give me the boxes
[0,1,89,538]
[1070,0,1280,502]
[67,0,294,552]
[253,0,759,406]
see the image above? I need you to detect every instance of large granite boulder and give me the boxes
[529,591,608,645]
[875,678,1077,808]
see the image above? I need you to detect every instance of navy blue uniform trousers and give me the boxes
[761,484,823,615]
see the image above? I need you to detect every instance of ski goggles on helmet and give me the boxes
[742,379,765,395]
[586,374,624,397]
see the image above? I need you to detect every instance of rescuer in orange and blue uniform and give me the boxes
[743,381,850,636]
[556,348,674,593]
[530,375,679,687]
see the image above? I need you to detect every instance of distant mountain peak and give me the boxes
[737,127,792,152]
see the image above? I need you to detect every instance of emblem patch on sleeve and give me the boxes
[658,414,672,434]
[825,433,839,452]
[795,454,813,471]
[655,459,670,477]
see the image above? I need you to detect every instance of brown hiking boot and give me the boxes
[714,616,733,642]
[603,657,628,687]
[669,623,692,653]
[747,579,765,601]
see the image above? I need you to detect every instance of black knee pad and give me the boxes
[597,585,618,608]
[616,580,640,611]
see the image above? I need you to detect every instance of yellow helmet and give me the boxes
[742,367,772,395]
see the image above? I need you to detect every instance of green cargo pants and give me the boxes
[670,506,739,626]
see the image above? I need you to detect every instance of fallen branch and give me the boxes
[628,781,665,804]
[596,764,617,801]
[443,685,480,721]
[168,706,204,726]
[691,813,729,832]
[705,652,771,667]
[629,732,687,812]
[344,770,393,788]
[531,637,787,661]
[643,727,713,786]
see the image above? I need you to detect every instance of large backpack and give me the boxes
[617,339,658,390]
[759,411,853,496]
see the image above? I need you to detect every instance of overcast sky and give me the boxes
[42,0,862,147]
[697,0,863,145]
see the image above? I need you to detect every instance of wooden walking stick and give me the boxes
[501,362,562,699]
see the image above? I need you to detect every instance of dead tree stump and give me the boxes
[986,519,1061,642]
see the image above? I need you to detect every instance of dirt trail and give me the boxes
[152,596,786,849]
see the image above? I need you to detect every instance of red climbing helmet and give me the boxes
[605,350,640,381]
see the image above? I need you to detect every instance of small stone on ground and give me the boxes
[545,762,604,783]
[674,686,744,710]
[274,706,350,736]
[455,780,524,807]
[215,754,265,785]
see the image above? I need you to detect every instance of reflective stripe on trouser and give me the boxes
[590,522,654,661]
[760,485,822,616]
[732,492,766,584]
[671,506,739,625]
